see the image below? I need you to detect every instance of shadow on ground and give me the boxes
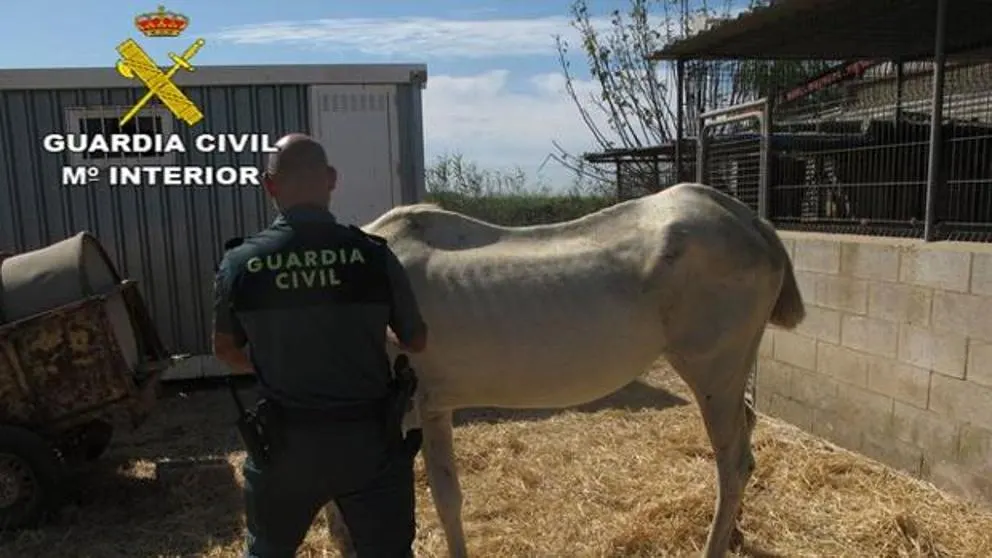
[0,371,689,555]
[155,374,690,431]
[1,454,243,558]
[111,380,248,461]
[0,380,253,558]
[739,544,788,558]
[454,378,690,426]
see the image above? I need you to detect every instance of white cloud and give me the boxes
[206,10,748,186]
[209,16,599,59]
[422,70,614,182]
[209,11,745,59]
[208,4,753,59]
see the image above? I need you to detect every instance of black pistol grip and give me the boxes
[236,416,268,465]
[393,354,411,375]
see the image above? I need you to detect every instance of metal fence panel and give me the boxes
[697,100,770,217]
[767,60,992,241]
[696,100,771,405]
[936,64,992,242]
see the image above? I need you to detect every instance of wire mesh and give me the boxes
[615,156,699,200]
[767,59,992,241]
[593,57,992,242]
[935,61,992,241]
[700,117,764,213]
[616,159,677,200]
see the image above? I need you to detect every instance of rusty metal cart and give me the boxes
[0,232,174,529]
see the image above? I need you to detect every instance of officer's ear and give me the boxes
[262,171,278,198]
[326,165,337,192]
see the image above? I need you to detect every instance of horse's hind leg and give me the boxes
[422,410,469,558]
[670,332,762,558]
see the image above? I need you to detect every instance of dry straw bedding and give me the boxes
[4,363,992,558]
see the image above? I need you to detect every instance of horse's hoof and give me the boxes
[729,526,745,552]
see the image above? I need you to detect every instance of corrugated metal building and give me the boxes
[0,64,428,356]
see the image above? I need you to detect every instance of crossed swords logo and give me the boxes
[115,38,206,126]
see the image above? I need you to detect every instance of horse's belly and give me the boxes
[428,352,657,409]
[408,257,665,409]
[418,309,662,409]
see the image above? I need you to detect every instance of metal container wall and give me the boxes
[0,82,386,354]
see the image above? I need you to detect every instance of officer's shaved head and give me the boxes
[263,133,337,210]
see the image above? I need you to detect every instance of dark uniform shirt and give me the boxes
[213,204,425,409]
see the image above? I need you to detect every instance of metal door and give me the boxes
[308,84,401,226]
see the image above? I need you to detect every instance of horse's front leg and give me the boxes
[422,410,468,558]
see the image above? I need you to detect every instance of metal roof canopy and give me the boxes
[648,0,992,61]
[583,141,696,164]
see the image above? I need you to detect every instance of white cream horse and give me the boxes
[327,182,805,558]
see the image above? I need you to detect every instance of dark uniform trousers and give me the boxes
[242,410,415,558]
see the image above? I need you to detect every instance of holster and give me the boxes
[235,398,283,466]
[388,355,423,459]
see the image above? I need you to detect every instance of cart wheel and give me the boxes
[0,426,62,530]
[80,420,114,461]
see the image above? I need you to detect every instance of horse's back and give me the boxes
[642,183,802,354]
[648,183,783,266]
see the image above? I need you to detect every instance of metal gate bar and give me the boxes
[696,98,771,219]
[696,98,772,405]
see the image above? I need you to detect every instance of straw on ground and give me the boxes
[4,362,991,558]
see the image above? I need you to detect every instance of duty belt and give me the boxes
[278,399,389,423]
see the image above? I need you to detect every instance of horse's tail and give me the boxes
[755,218,806,330]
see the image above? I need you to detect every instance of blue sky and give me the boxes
[0,1,738,187]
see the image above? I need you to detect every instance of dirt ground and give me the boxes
[4,362,992,558]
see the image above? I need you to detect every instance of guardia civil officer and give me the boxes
[212,133,428,558]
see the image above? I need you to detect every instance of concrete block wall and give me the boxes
[756,232,992,504]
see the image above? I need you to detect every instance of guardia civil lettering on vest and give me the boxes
[245,249,367,290]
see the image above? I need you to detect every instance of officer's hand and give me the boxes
[386,327,402,348]
[386,326,427,354]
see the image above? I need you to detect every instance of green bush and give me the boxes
[422,152,617,226]
[425,192,616,226]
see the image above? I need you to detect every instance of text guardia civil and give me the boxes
[45,133,278,187]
